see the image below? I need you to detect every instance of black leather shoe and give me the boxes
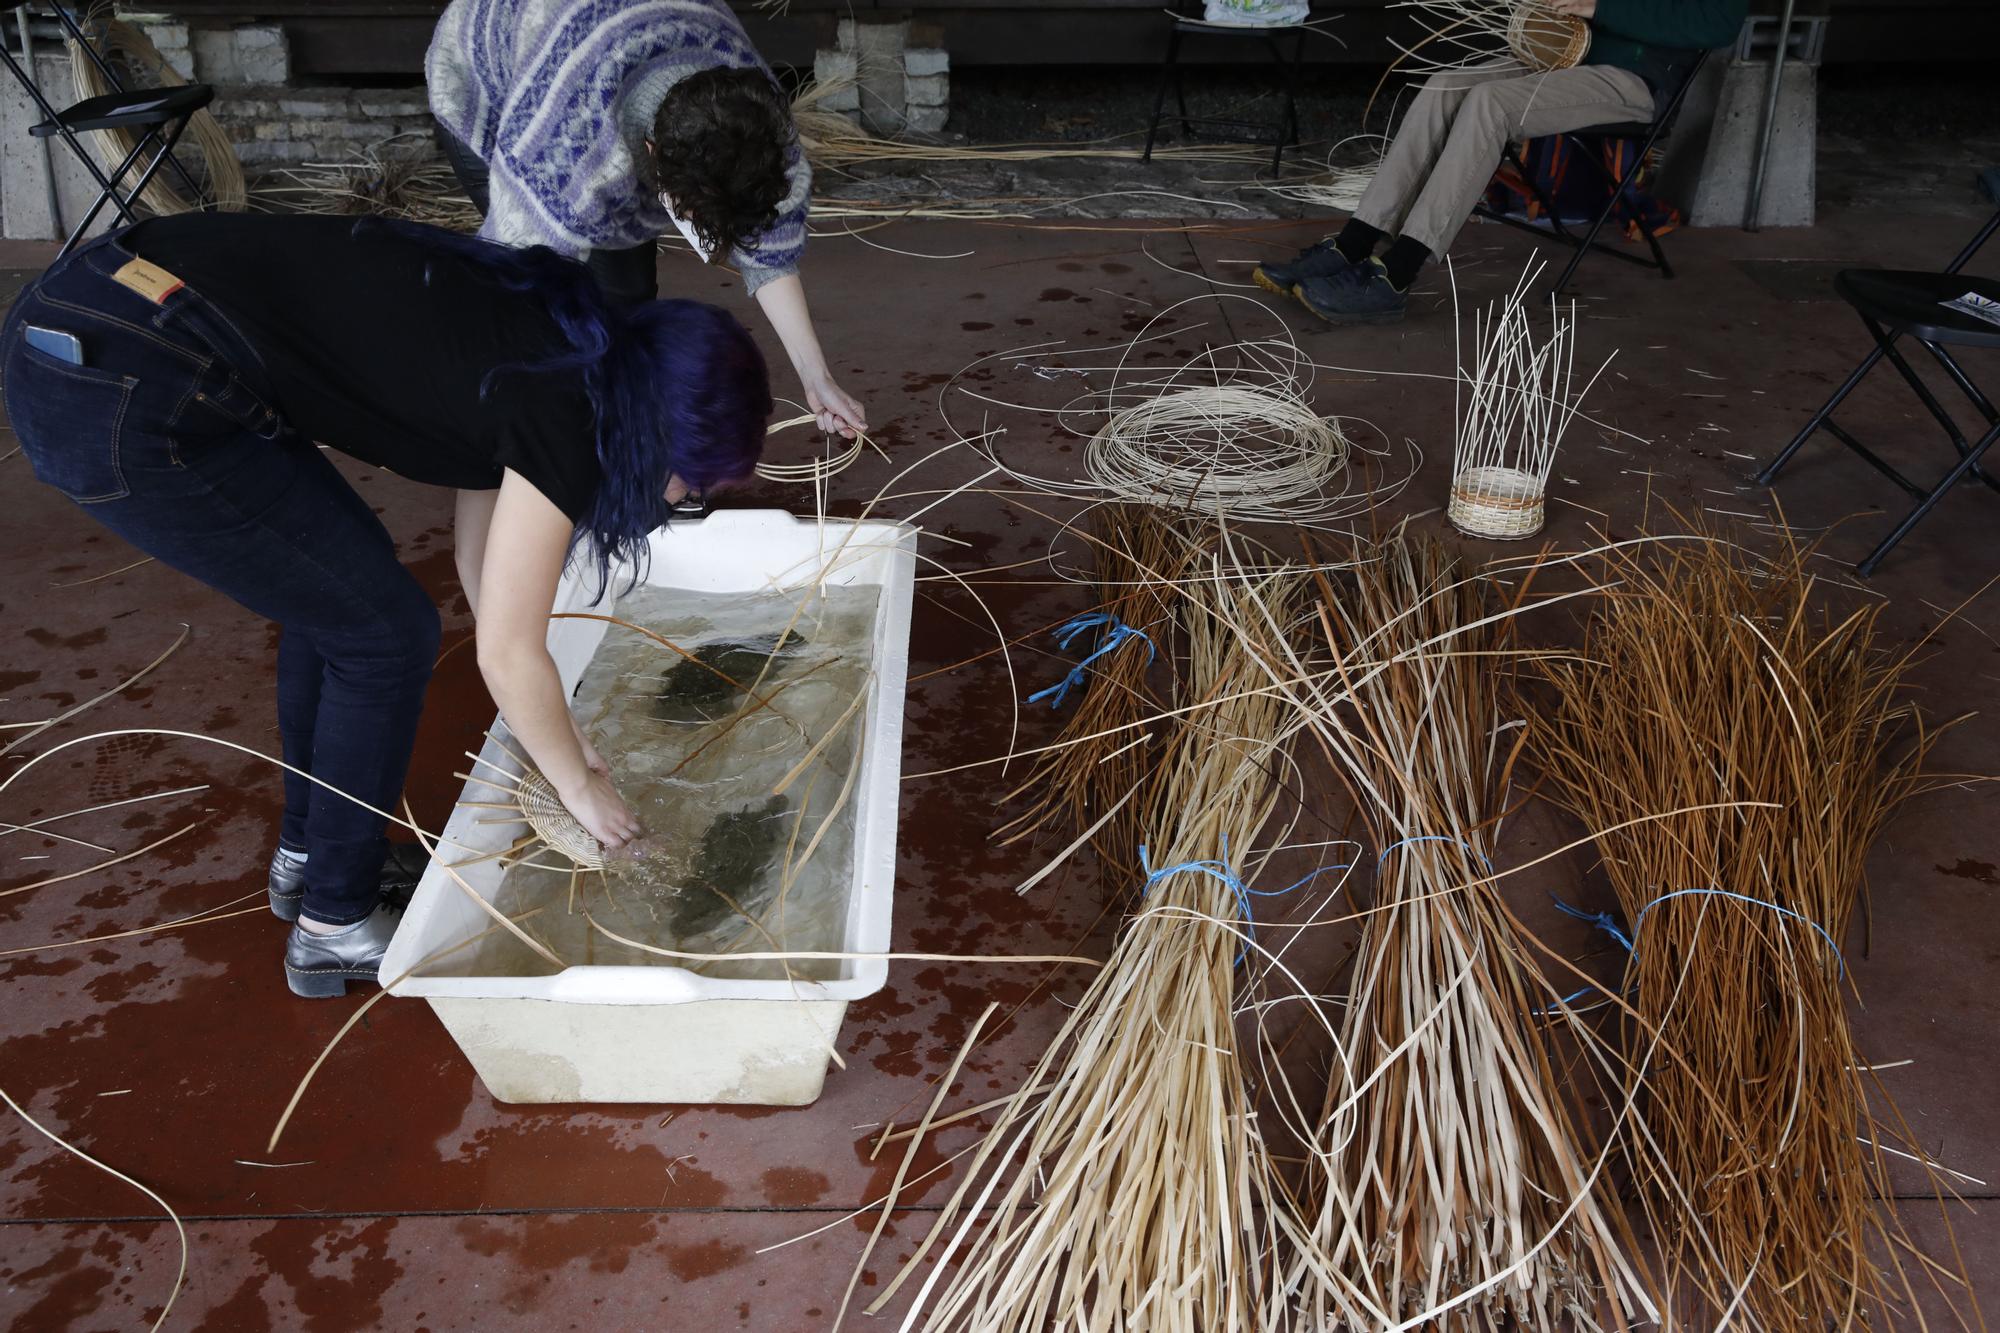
[267,842,432,921]
[284,904,402,998]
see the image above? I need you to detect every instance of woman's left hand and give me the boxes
[803,371,867,441]
[1546,0,1596,16]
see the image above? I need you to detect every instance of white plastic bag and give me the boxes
[1201,0,1309,27]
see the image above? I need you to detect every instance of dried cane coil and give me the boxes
[517,768,605,870]
[66,11,246,215]
[1506,3,1591,71]
[1448,464,1546,539]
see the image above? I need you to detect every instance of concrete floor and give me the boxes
[2,190,1998,1329]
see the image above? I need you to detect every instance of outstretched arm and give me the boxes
[457,486,610,778]
[754,271,867,439]
[471,471,639,848]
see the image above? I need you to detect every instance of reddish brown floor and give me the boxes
[2,202,1998,1329]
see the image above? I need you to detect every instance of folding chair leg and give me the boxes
[1756,340,1893,484]
[1143,28,1183,163]
[1856,418,2000,577]
[1553,146,1658,291]
[54,129,155,260]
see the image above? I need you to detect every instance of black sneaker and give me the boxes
[1294,259,1408,326]
[1253,240,1353,298]
[267,841,432,921]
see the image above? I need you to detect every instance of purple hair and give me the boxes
[356,219,772,595]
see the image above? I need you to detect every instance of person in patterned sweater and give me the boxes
[428,0,865,438]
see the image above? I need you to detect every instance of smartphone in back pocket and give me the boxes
[24,325,83,365]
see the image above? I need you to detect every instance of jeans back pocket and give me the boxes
[3,340,136,504]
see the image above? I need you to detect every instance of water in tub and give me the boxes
[466,580,880,983]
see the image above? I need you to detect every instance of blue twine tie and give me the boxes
[1027,613,1156,709]
[1549,895,1636,953]
[1139,840,1257,965]
[1134,836,1354,968]
[1543,885,1846,1006]
[1630,887,1847,977]
[1374,834,1494,874]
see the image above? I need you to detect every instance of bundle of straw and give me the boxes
[254,137,481,232]
[1271,537,1656,1331]
[994,504,1196,878]
[1527,534,1980,1330]
[868,560,1308,1331]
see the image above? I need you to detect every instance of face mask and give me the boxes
[661,193,717,262]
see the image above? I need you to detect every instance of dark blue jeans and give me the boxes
[1,229,440,925]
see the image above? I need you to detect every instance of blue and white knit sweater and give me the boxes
[427,0,810,293]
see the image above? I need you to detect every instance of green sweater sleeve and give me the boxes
[1592,0,1746,50]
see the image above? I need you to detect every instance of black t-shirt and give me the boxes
[124,213,602,522]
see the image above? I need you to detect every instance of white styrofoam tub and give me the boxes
[381,510,916,1106]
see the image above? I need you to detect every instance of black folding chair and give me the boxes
[1472,50,1709,292]
[0,6,214,258]
[1754,169,2000,576]
[1141,2,1307,175]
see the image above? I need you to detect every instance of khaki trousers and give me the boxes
[1354,59,1656,257]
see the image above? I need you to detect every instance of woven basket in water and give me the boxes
[517,768,605,870]
[1506,4,1591,71]
[1449,465,1547,540]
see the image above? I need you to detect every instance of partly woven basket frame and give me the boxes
[517,768,606,870]
[1448,465,1547,540]
[1506,4,1591,71]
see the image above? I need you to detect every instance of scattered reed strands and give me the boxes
[253,135,481,231]
[1526,532,1982,1331]
[1233,134,1388,213]
[1268,535,1657,1331]
[993,504,1199,879]
[67,7,245,214]
[870,561,1310,1331]
[1448,260,1611,541]
[0,1079,185,1332]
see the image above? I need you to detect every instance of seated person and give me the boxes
[1255,0,1746,325]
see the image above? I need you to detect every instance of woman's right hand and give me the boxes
[559,769,643,850]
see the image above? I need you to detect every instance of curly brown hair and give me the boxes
[646,66,794,262]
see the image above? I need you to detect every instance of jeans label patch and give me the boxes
[111,258,184,304]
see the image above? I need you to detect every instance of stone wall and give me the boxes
[136,20,434,170]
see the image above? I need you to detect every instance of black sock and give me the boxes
[1381,237,1432,292]
[1333,219,1385,264]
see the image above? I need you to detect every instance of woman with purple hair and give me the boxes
[427,0,866,441]
[1,212,773,997]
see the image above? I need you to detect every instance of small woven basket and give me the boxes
[1506,4,1591,71]
[1448,465,1547,540]
[517,768,606,870]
